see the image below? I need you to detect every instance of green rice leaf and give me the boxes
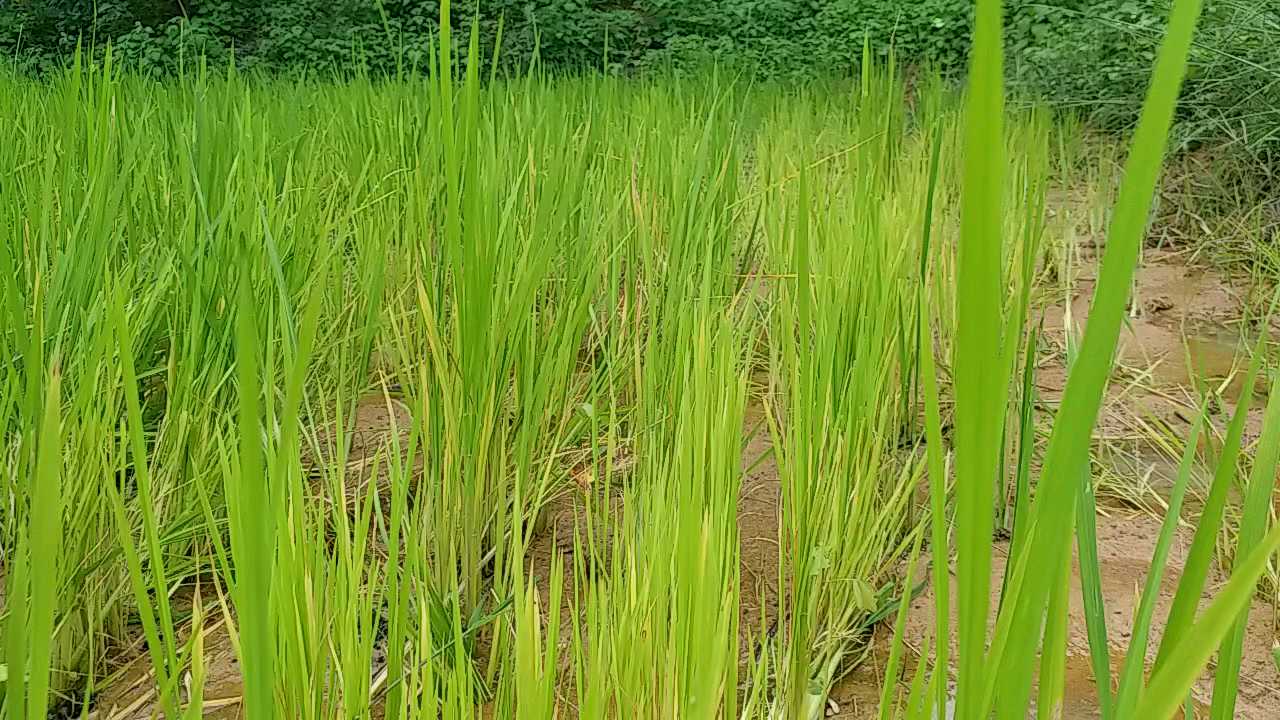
[1134,519,1280,719]
[1075,463,1112,720]
[22,367,63,720]
[1212,371,1280,718]
[1113,405,1209,716]
[952,0,1008,714]
[1154,338,1265,670]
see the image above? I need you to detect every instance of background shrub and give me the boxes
[1,1,1276,156]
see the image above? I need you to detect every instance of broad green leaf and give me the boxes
[953,0,1008,715]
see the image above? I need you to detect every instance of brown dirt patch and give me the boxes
[1039,248,1270,501]
[88,607,243,719]
[830,512,1280,719]
[1042,248,1247,398]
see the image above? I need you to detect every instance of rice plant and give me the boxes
[882,1,1280,719]
[1,2,1275,719]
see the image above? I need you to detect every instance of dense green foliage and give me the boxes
[4,1,1276,156]
[1010,0,1279,154]
[3,1,974,76]
[0,2,1267,83]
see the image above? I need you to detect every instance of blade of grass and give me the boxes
[4,523,29,720]
[952,0,1008,715]
[1135,518,1280,719]
[1075,462,1112,720]
[183,583,206,720]
[111,282,182,701]
[1113,404,1209,716]
[21,364,63,720]
[232,252,274,719]
[902,633,934,720]
[1153,336,1265,671]
[1036,538,1072,720]
[1211,370,1280,718]
[879,528,926,720]
[909,125,946,441]
[917,280,951,718]
[1003,325,1039,581]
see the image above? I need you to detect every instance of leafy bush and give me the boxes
[2,0,971,76]
[1,0,1276,158]
[1008,0,1280,159]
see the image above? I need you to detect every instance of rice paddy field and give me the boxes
[4,2,1280,719]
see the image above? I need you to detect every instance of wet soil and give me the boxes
[823,247,1280,719]
[829,509,1280,719]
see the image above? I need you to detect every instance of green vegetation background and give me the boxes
[2,1,1276,153]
